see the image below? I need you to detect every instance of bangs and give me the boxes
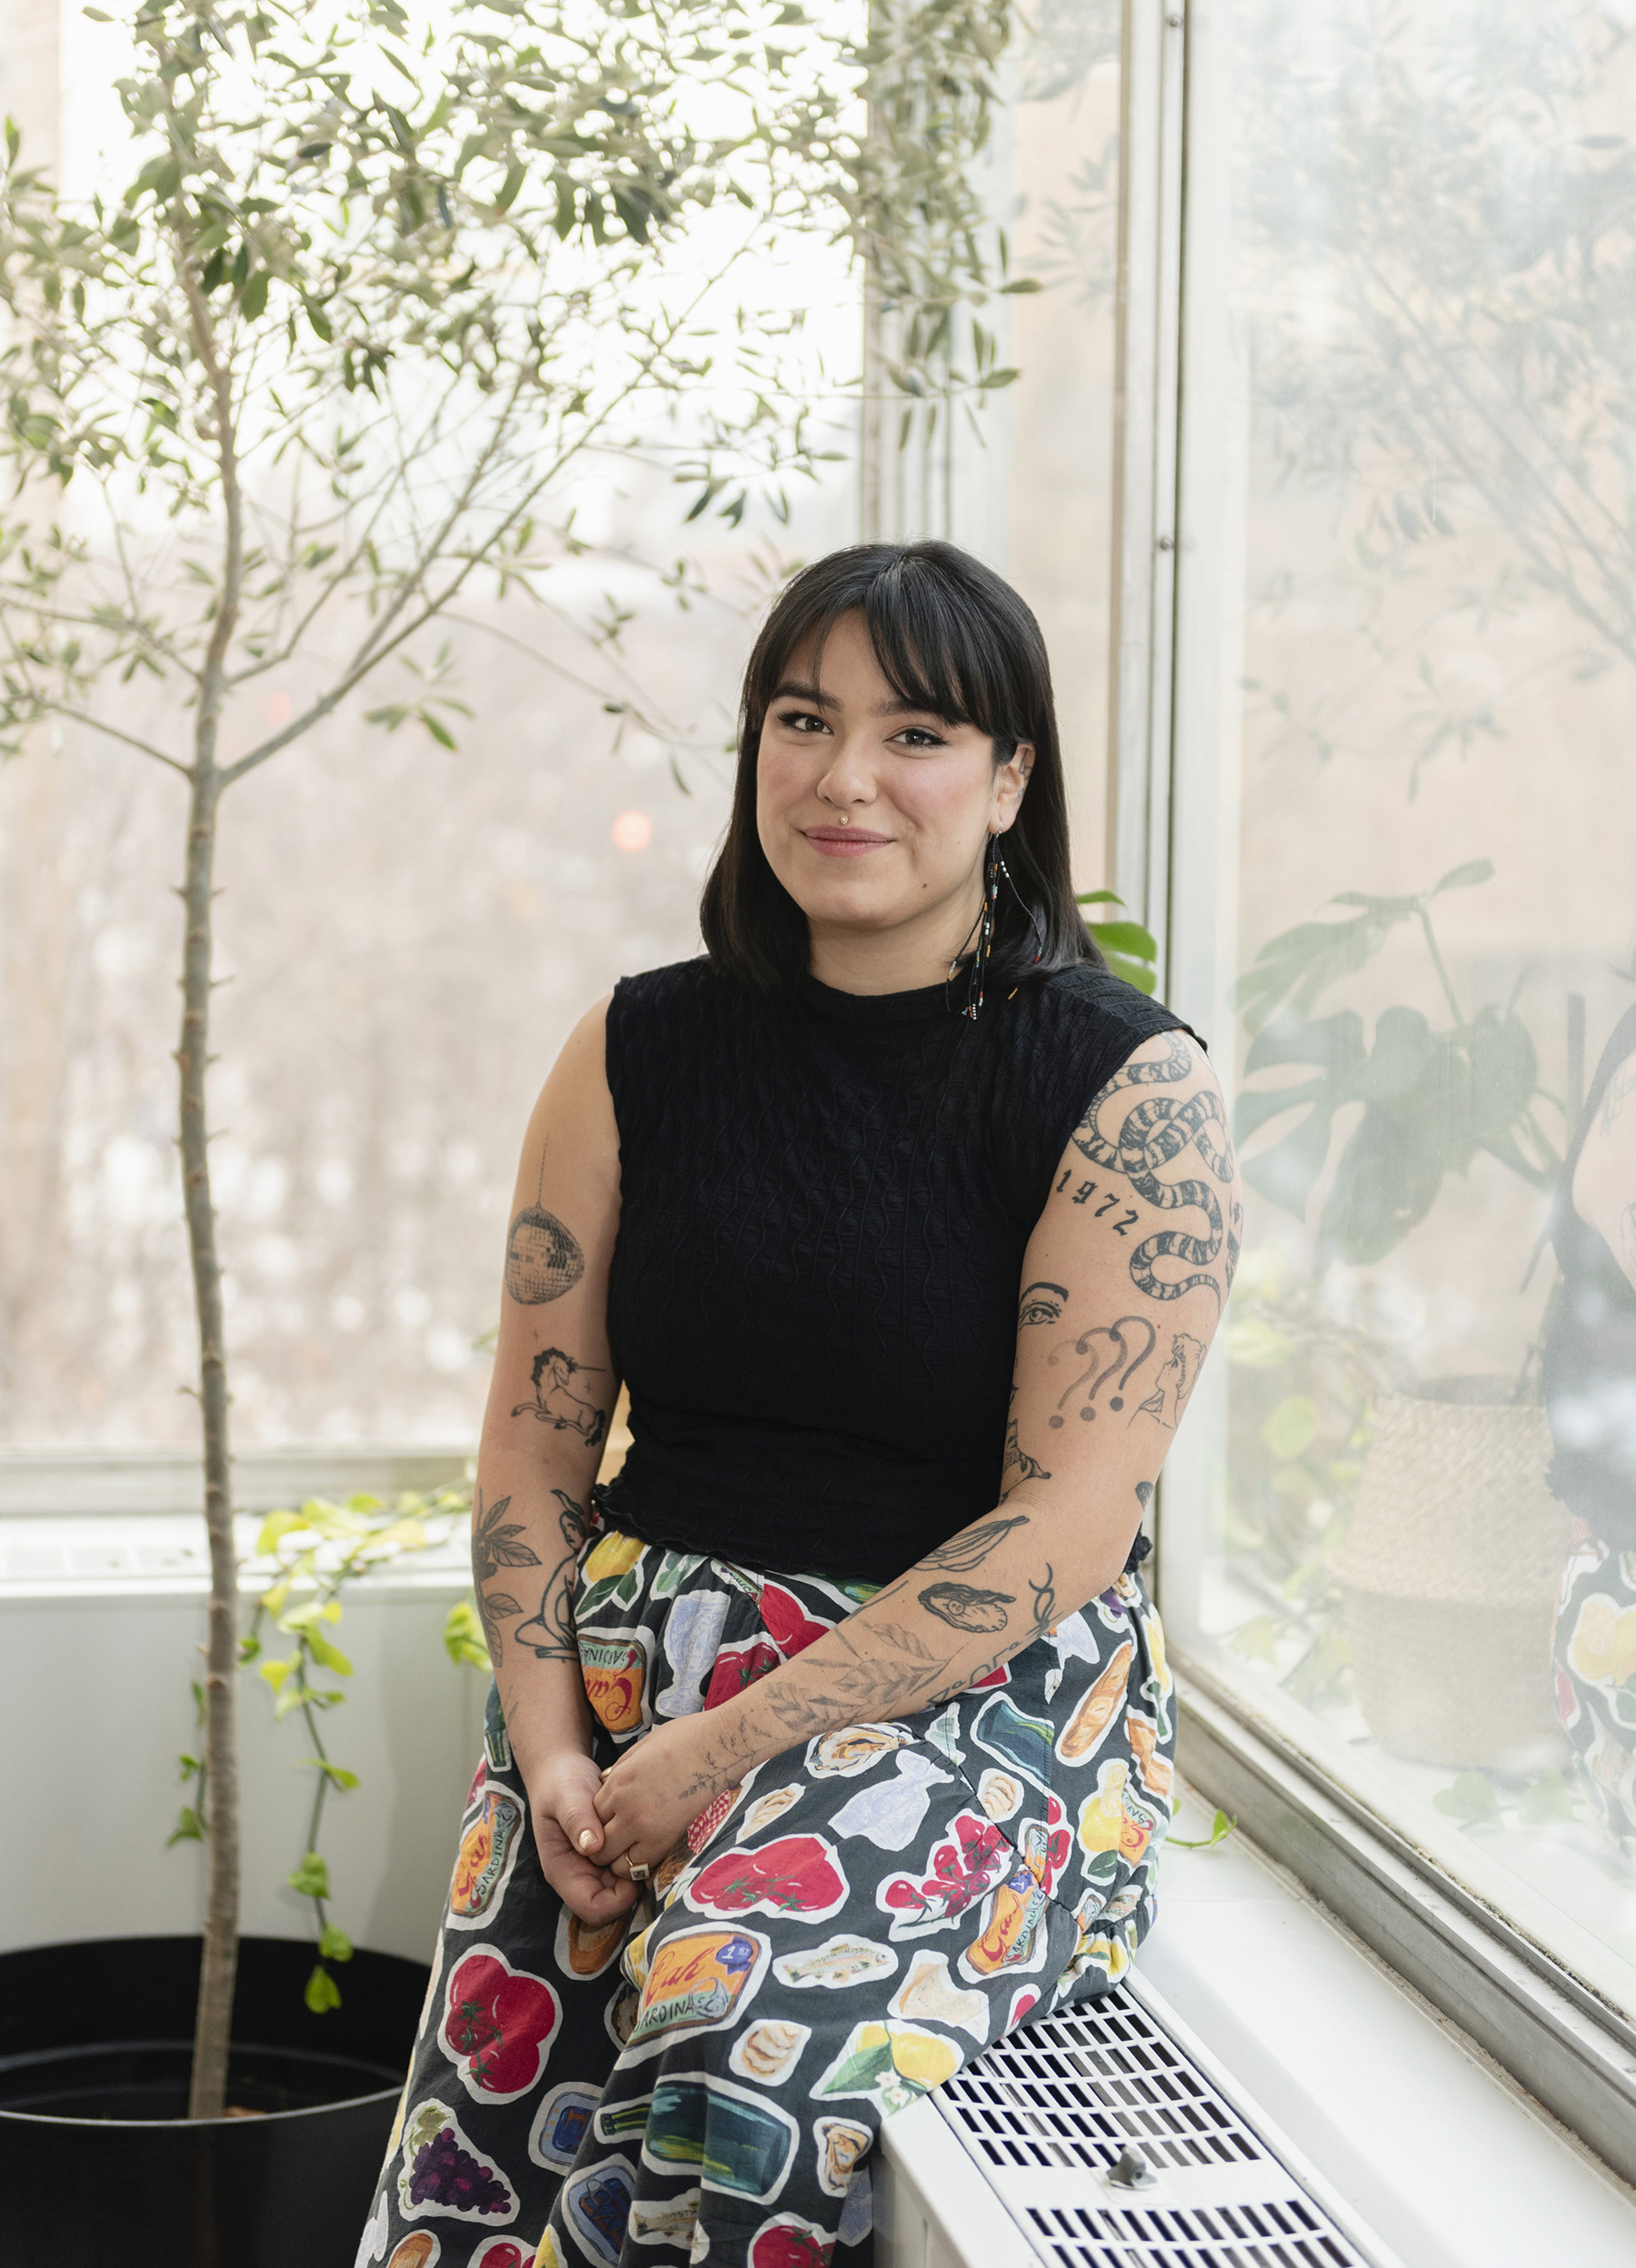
[746,549,1022,749]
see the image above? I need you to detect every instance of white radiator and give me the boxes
[877,1967,1402,2268]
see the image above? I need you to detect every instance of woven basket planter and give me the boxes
[1329,1376,1570,1770]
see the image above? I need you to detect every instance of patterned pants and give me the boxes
[356,1527,1176,2268]
[1553,1519,1636,1858]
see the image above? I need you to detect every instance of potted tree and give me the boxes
[1235,861,1570,1766]
[0,0,1022,2254]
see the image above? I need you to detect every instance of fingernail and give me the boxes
[578,1829,595,1851]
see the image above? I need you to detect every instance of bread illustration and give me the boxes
[1058,1639,1134,1762]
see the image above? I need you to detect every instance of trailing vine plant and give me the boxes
[168,1481,473,2014]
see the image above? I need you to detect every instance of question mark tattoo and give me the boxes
[1046,1316,1158,1427]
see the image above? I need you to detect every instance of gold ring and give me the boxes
[627,1860,651,1883]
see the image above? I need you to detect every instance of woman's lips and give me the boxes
[802,826,892,858]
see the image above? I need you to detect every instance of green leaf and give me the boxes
[444,1598,491,1670]
[1170,1807,1237,1852]
[816,2039,895,2096]
[304,1629,354,1677]
[319,1922,354,1963]
[1432,1771,1500,1826]
[494,157,526,213]
[1432,859,1495,896]
[1226,1316,1295,1369]
[239,268,270,321]
[1087,919,1158,958]
[304,1757,360,1791]
[1261,1396,1320,1461]
[1099,952,1159,998]
[304,1961,344,2014]
[259,1654,297,1694]
[256,1507,310,1556]
[1231,1615,1278,1665]
[166,1806,204,1846]
[287,1850,331,1899]
[1235,903,1410,1034]
[1280,1629,1351,1709]
[1518,1767,1576,1825]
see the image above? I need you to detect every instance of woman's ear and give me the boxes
[995,741,1034,830]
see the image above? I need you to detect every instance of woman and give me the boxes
[358,542,1242,2268]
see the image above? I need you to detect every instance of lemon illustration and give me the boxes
[584,1529,647,1584]
[889,2026,960,2089]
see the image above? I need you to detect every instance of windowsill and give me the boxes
[1175,1631,1636,2033]
[1143,1781,1636,2268]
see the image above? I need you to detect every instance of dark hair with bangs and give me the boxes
[701,541,1103,994]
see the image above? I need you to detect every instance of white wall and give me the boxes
[2,1451,485,1964]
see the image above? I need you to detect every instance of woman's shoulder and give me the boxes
[611,955,716,1015]
[1025,960,1203,1053]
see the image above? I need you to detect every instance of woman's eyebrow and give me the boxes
[770,678,838,709]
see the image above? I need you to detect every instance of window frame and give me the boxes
[1108,0,1636,2183]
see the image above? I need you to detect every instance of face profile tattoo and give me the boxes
[1017,1279,1069,1328]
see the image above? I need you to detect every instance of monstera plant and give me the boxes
[1234,860,1561,1263]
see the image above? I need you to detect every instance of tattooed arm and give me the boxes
[474,995,636,1924]
[594,1028,1242,1874]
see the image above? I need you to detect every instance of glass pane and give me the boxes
[1165,0,1636,2017]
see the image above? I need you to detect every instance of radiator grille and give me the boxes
[933,1980,1378,2268]
[941,1994,1262,2174]
[1028,2196,1358,2267]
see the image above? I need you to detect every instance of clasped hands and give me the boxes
[527,1715,729,1925]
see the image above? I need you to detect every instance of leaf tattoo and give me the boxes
[474,1491,542,1581]
[922,1515,1030,1572]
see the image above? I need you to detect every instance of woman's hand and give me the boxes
[524,1748,642,1926]
[592,1715,731,1880]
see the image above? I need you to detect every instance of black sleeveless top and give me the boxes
[1544,1004,1636,1551]
[599,957,1192,1581]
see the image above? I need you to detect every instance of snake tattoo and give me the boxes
[1072,1032,1242,1302]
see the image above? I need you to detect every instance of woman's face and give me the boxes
[754,612,1032,972]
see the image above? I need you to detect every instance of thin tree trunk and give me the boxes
[179,234,244,2123]
[180,759,238,2122]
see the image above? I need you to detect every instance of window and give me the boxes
[1157,0,1636,2027]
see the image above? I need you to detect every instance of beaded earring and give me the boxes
[956,832,1002,1020]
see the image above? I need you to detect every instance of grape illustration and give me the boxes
[406,2124,512,2217]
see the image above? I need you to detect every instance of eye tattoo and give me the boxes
[1018,1279,1069,1328]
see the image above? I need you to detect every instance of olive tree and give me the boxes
[0,0,1019,2116]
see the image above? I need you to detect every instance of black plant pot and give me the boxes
[0,1934,429,2268]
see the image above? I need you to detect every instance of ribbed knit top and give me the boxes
[598,956,1192,1582]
